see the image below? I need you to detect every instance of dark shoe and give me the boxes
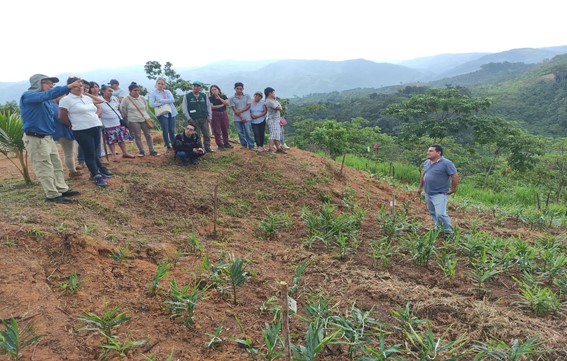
[218,145,226,151]
[276,148,288,154]
[150,151,160,156]
[205,148,214,153]
[93,174,108,187]
[100,173,112,179]
[61,190,80,197]
[190,159,200,165]
[223,143,233,149]
[137,152,145,157]
[45,196,73,204]
[100,167,113,176]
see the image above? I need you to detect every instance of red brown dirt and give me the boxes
[0,141,565,360]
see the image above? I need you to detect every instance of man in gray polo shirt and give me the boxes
[417,144,459,235]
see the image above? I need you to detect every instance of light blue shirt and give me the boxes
[249,100,266,124]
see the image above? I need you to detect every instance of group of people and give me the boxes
[19,74,291,202]
[19,73,459,237]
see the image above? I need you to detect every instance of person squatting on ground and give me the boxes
[416,144,459,235]
[19,74,83,203]
[173,122,205,166]
[182,81,213,153]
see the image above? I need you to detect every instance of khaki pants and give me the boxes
[57,137,76,173]
[23,134,69,198]
[193,118,211,149]
[128,121,155,154]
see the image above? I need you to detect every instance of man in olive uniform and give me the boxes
[182,81,213,153]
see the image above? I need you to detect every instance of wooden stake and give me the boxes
[213,184,218,238]
[280,281,291,361]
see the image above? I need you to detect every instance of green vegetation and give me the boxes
[0,319,42,361]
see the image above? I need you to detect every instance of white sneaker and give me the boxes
[257,146,265,152]
[281,144,290,150]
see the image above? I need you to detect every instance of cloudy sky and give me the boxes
[2,0,565,82]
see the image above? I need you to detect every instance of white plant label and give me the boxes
[287,296,297,313]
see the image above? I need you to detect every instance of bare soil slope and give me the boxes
[0,144,565,360]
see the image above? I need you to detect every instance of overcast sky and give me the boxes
[3,0,565,82]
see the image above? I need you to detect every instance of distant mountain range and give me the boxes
[2,45,566,103]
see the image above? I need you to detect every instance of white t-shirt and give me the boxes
[99,97,121,128]
[59,94,102,131]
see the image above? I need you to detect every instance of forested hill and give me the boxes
[288,54,567,137]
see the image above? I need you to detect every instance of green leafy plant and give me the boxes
[262,319,283,361]
[78,303,131,339]
[233,315,259,359]
[359,331,403,361]
[0,111,32,184]
[402,230,437,267]
[369,239,397,269]
[514,277,562,317]
[224,254,249,305]
[437,249,458,279]
[206,321,224,349]
[147,261,170,296]
[472,335,545,361]
[289,259,312,295]
[258,209,292,240]
[184,232,203,255]
[59,272,80,293]
[112,244,132,262]
[330,304,382,358]
[468,247,502,298]
[101,334,146,360]
[166,279,208,327]
[0,318,42,360]
[402,321,467,360]
[291,321,341,361]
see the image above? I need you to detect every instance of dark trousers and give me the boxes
[73,126,103,177]
[252,121,266,147]
[211,110,230,147]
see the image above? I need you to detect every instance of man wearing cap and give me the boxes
[19,74,83,203]
[182,81,213,153]
[109,79,126,103]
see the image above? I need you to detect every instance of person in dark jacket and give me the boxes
[173,122,205,165]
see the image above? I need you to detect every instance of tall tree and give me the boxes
[385,88,492,143]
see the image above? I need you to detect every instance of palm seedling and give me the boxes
[0,111,32,184]
[0,318,42,361]
[223,254,249,305]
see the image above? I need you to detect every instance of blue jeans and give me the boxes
[176,150,202,165]
[234,121,254,148]
[157,114,176,148]
[425,193,453,233]
[280,126,286,144]
[73,126,103,177]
